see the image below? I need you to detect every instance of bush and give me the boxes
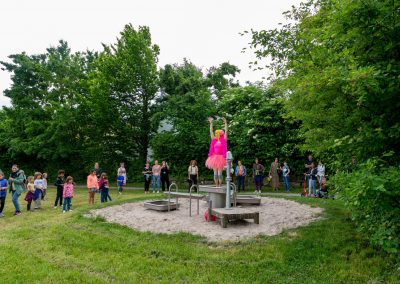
[333,159,400,256]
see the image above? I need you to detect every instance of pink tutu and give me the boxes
[205,154,226,170]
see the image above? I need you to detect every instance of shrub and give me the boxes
[333,159,400,256]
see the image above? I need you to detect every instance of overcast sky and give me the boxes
[0,0,301,106]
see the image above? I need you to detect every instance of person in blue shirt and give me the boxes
[0,172,8,217]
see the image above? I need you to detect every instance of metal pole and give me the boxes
[225,151,233,209]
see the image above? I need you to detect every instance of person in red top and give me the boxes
[87,170,99,205]
[63,176,74,212]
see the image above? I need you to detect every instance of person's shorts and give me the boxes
[89,188,97,192]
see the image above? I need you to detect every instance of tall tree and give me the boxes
[0,40,97,177]
[91,24,159,166]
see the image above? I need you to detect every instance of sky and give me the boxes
[0,0,302,107]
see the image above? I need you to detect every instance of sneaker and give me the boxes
[152,191,155,193]
[14,211,21,216]
[63,210,66,213]
[69,209,73,211]
[254,190,258,193]
[0,213,4,218]
[54,206,57,209]
[157,191,159,193]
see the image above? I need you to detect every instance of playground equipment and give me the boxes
[165,183,205,216]
[144,200,179,211]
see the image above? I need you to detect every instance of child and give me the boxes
[117,162,127,194]
[87,169,99,204]
[33,172,44,209]
[63,176,74,213]
[54,170,65,209]
[117,175,125,195]
[41,172,48,200]
[0,172,8,217]
[99,173,110,203]
[24,176,35,211]
[317,161,325,190]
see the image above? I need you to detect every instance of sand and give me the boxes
[89,197,323,242]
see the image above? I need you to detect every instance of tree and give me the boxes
[217,86,303,174]
[91,24,159,168]
[247,0,400,255]
[0,40,97,177]
[151,61,216,178]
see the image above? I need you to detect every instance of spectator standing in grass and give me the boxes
[24,176,35,212]
[117,162,127,194]
[87,169,99,204]
[269,158,280,191]
[142,162,152,194]
[63,176,74,213]
[160,160,170,192]
[99,173,110,203]
[281,160,290,192]
[9,165,26,216]
[94,162,102,180]
[0,172,8,217]
[41,172,48,200]
[317,161,325,190]
[308,162,318,197]
[152,160,161,193]
[54,170,65,209]
[253,158,264,194]
[235,161,246,192]
[33,172,44,209]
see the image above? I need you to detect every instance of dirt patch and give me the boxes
[89,197,322,242]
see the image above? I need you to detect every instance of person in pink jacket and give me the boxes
[87,170,99,205]
[63,176,74,213]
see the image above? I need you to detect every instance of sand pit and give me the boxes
[89,197,323,242]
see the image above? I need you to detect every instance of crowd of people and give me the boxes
[0,162,129,217]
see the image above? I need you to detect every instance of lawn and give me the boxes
[0,187,397,283]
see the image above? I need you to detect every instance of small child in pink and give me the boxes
[62,176,74,213]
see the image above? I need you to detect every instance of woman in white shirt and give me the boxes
[317,161,325,190]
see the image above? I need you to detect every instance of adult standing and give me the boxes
[160,160,170,192]
[235,160,247,192]
[94,162,102,180]
[117,162,127,194]
[142,162,152,194]
[304,154,313,188]
[188,160,199,192]
[252,158,264,194]
[152,160,161,193]
[269,158,280,191]
[281,160,291,192]
[8,165,26,216]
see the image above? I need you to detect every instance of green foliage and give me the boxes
[151,61,217,178]
[248,0,400,167]
[247,0,400,256]
[217,86,303,175]
[334,160,400,255]
[90,24,159,168]
[0,40,97,179]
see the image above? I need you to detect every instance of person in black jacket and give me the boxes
[160,160,170,192]
[54,170,65,208]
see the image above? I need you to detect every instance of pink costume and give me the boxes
[205,130,227,171]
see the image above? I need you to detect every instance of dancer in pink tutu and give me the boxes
[206,117,228,187]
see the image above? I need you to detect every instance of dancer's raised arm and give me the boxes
[222,117,228,140]
[208,117,215,139]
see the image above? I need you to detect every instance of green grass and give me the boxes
[0,187,397,283]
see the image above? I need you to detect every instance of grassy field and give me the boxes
[0,187,398,283]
